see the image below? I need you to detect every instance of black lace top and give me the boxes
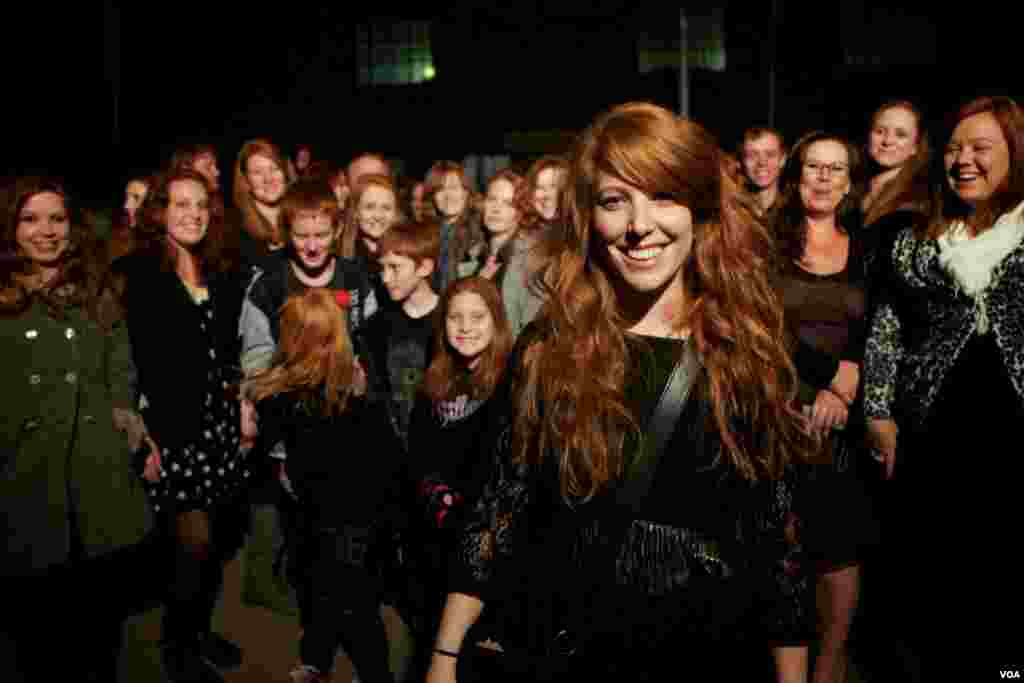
[450,334,813,662]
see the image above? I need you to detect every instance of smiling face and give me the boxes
[592,172,694,297]
[245,153,286,206]
[533,167,564,221]
[446,291,495,367]
[290,212,337,273]
[798,139,851,218]
[165,178,210,252]
[434,172,469,220]
[944,111,1011,206]
[357,184,398,253]
[869,106,919,170]
[484,177,519,236]
[17,191,70,268]
[742,133,786,190]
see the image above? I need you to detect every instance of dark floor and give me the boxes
[115,549,884,682]
[117,552,415,682]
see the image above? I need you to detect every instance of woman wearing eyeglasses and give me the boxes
[773,132,877,683]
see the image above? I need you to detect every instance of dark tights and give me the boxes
[161,504,247,646]
[295,525,394,683]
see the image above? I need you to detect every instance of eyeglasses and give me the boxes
[803,161,849,178]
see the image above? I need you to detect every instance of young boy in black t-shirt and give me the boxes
[363,221,441,446]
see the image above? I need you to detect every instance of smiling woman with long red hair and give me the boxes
[426,102,817,683]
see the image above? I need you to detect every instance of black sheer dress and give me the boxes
[450,333,814,680]
[777,236,878,568]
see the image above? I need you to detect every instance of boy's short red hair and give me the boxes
[376,220,440,267]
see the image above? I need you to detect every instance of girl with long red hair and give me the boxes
[250,287,404,683]
[406,277,513,670]
[427,102,818,682]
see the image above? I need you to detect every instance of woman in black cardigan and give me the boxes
[863,96,1024,676]
[112,170,249,683]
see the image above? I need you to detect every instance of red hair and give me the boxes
[864,100,933,228]
[232,138,293,244]
[484,168,526,236]
[340,174,400,259]
[929,95,1024,238]
[516,102,813,500]
[520,155,569,233]
[424,161,476,223]
[246,288,356,416]
[136,170,235,277]
[376,220,440,267]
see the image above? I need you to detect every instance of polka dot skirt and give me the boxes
[143,299,250,513]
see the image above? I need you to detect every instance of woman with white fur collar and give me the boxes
[862,95,1024,676]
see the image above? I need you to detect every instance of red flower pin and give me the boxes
[334,289,352,308]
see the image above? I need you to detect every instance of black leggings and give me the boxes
[160,501,248,645]
[294,525,393,683]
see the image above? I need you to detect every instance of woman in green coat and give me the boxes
[0,177,156,682]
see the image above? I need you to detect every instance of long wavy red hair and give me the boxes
[514,102,814,500]
[246,288,356,416]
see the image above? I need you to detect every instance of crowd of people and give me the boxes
[2,94,1022,683]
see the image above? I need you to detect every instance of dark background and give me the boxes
[6,1,1021,210]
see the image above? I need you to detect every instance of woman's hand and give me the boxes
[142,436,162,483]
[866,418,898,479]
[240,398,258,452]
[810,390,848,434]
[829,360,860,406]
